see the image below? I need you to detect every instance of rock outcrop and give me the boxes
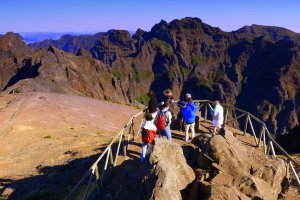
[5,45,129,103]
[140,129,294,199]
[0,32,33,90]
[189,128,291,200]
[141,138,195,200]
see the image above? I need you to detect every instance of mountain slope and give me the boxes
[2,18,300,136]
[0,32,33,90]
[233,24,300,43]
[28,32,106,54]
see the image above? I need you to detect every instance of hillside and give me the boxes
[1,17,300,136]
[0,32,32,90]
[233,24,300,43]
[0,92,139,198]
[28,32,106,54]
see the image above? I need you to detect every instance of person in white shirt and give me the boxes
[211,101,224,135]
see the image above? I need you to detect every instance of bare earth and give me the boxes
[0,92,139,197]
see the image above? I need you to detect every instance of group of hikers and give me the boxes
[140,89,224,163]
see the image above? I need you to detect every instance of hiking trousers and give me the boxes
[158,126,172,141]
[184,122,195,141]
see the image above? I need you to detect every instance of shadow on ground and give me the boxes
[0,147,109,200]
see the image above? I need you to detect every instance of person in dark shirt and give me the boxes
[160,89,175,116]
[144,90,158,120]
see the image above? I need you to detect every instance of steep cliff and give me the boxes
[3,17,300,136]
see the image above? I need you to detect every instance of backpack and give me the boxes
[156,111,168,130]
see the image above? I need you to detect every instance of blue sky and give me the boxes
[1,0,300,33]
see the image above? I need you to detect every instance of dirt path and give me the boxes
[0,92,140,198]
[0,94,30,140]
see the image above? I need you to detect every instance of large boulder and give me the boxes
[141,138,195,200]
[200,180,250,200]
[196,128,290,200]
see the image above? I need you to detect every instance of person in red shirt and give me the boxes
[141,113,157,163]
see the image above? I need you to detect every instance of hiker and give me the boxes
[156,100,172,141]
[181,95,198,141]
[144,90,158,120]
[161,89,174,115]
[140,113,157,163]
[178,93,192,132]
[177,100,186,132]
[211,101,224,135]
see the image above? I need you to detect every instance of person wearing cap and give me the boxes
[181,94,198,141]
[211,101,224,135]
[140,113,157,163]
[178,93,192,132]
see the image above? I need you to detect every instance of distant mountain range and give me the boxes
[0,31,137,44]
[1,17,300,137]
[18,32,98,43]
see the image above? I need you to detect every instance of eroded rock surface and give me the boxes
[141,138,195,200]
[191,128,293,200]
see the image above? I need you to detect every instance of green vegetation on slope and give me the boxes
[134,93,150,105]
[151,38,172,56]
[191,55,205,66]
[135,70,152,82]
[111,68,127,80]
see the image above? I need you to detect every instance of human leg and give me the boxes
[179,117,183,131]
[212,126,217,135]
[141,142,148,163]
[184,123,191,141]
[158,129,163,138]
[165,126,172,141]
[190,123,195,139]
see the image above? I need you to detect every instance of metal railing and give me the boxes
[65,100,300,199]
[197,100,300,186]
[64,111,144,200]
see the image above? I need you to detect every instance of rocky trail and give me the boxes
[94,121,280,200]
[1,93,299,199]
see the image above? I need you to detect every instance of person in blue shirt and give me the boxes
[181,94,198,141]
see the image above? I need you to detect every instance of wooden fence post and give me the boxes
[224,107,229,128]
[263,130,267,154]
[248,115,258,146]
[289,160,300,186]
[100,148,111,187]
[114,131,124,166]
[270,141,276,158]
[244,114,249,135]
[204,102,208,121]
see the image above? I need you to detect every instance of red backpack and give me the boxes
[156,111,166,130]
